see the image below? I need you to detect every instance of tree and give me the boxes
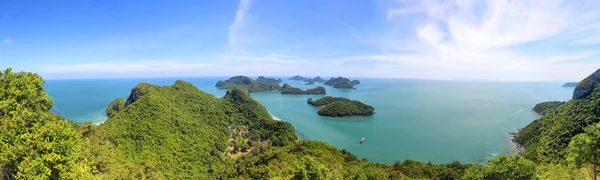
[0,68,93,179]
[463,155,537,180]
[566,123,600,180]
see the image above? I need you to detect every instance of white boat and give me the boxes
[360,138,366,143]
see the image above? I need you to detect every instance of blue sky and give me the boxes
[1,0,600,81]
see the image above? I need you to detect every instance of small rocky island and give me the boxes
[324,77,359,89]
[216,76,281,92]
[313,76,326,83]
[307,96,374,117]
[281,83,325,94]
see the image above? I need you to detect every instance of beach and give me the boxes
[270,114,281,121]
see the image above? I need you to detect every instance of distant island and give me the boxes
[313,76,326,83]
[256,76,283,84]
[324,77,359,89]
[216,76,326,94]
[216,76,281,92]
[281,84,325,94]
[561,82,578,87]
[304,79,315,85]
[289,75,308,81]
[307,96,374,117]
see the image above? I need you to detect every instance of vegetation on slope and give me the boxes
[307,96,374,117]
[256,76,282,84]
[517,68,600,164]
[105,97,125,117]
[324,77,356,89]
[532,101,565,116]
[0,68,94,179]
[216,76,281,92]
[3,67,599,179]
[280,83,325,94]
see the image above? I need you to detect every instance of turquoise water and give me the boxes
[44,77,574,164]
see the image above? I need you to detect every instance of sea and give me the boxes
[44,77,575,164]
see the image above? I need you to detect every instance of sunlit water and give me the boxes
[45,77,574,164]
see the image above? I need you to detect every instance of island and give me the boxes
[561,82,578,87]
[307,96,374,117]
[313,76,326,83]
[216,76,281,92]
[289,75,308,81]
[351,80,360,85]
[256,76,283,84]
[531,101,565,116]
[304,79,315,85]
[281,83,325,94]
[324,76,358,89]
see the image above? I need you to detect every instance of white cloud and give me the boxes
[547,51,596,63]
[365,0,600,81]
[228,0,251,49]
[40,61,215,74]
[3,39,11,44]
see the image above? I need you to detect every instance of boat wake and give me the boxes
[510,109,523,116]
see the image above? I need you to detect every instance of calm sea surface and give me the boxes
[44,77,574,164]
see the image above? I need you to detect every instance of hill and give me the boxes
[324,77,357,89]
[313,76,326,83]
[256,76,283,84]
[216,76,281,92]
[307,96,374,117]
[289,75,308,81]
[516,68,600,164]
[304,79,315,85]
[280,83,325,94]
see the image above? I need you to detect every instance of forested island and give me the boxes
[304,79,315,85]
[281,83,326,94]
[3,67,600,179]
[313,76,326,83]
[324,76,359,89]
[562,82,578,87]
[307,96,375,117]
[531,101,565,116]
[289,75,307,81]
[216,76,281,92]
[256,76,283,84]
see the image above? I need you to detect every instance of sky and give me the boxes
[1,0,600,81]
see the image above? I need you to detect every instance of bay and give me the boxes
[44,77,574,164]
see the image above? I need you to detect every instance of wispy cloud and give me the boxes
[40,61,215,74]
[2,39,11,44]
[350,0,600,81]
[228,0,251,50]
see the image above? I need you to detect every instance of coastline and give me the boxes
[530,109,542,118]
[270,113,281,121]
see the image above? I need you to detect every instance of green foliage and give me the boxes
[532,101,565,116]
[216,76,282,92]
[324,77,355,89]
[567,123,600,180]
[281,83,326,94]
[89,82,296,179]
[463,155,538,180]
[516,77,600,163]
[105,97,125,117]
[308,96,374,117]
[537,164,587,180]
[256,76,283,84]
[0,68,93,179]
